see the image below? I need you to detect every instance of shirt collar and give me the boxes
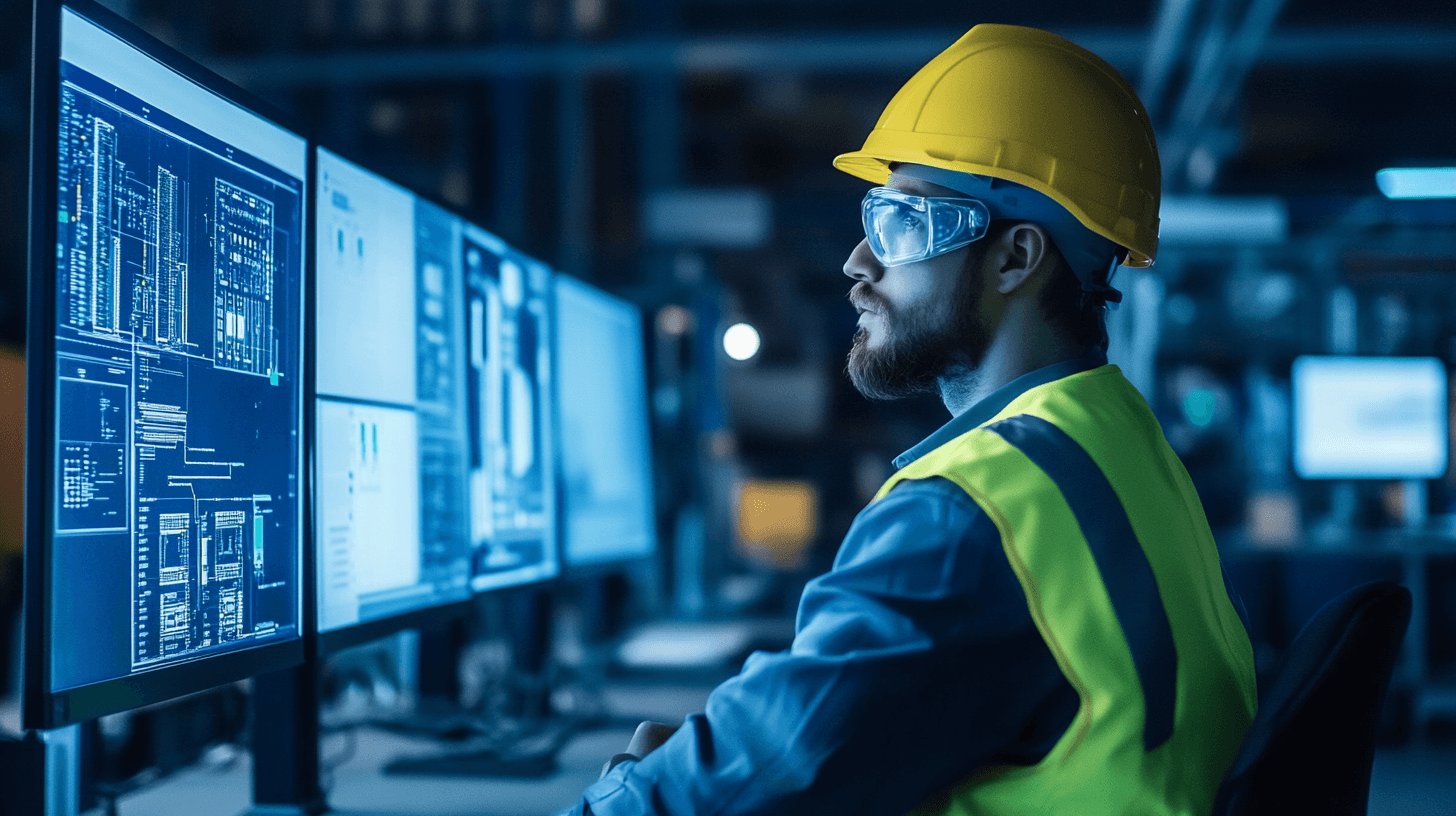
[892,349,1108,470]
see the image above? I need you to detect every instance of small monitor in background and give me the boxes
[29,3,308,728]
[1292,356,1448,480]
[554,275,657,570]
[463,227,559,591]
[313,148,472,647]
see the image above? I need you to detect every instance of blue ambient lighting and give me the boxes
[1375,167,1456,199]
[1183,389,1217,428]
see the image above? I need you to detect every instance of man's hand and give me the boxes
[599,721,681,780]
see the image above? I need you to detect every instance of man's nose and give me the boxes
[843,238,883,283]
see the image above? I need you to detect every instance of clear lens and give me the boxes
[861,189,989,267]
[865,195,930,265]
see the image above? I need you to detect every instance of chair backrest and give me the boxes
[1213,579,1412,816]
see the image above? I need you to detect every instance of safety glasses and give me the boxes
[861,188,991,267]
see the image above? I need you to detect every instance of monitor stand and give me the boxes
[246,663,415,816]
[1402,479,1428,529]
[1312,480,1358,545]
[247,663,327,816]
[0,725,81,816]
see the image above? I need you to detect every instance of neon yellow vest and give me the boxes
[877,364,1257,816]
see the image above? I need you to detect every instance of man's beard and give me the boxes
[846,271,989,401]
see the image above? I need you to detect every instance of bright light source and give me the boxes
[723,322,761,361]
[1159,196,1288,245]
[1375,167,1456,199]
[656,305,693,337]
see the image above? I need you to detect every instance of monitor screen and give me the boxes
[462,226,558,591]
[1292,355,1449,480]
[41,5,306,709]
[314,148,471,635]
[554,275,656,568]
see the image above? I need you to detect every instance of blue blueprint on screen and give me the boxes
[50,59,302,691]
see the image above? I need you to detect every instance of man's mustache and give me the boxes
[849,283,887,315]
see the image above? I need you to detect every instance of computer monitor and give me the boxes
[461,226,559,591]
[25,0,307,729]
[554,275,657,570]
[313,148,472,652]
[1292,355,1449,480]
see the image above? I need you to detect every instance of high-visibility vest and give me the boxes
[877,364,1257,816]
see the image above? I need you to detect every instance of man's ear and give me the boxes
[985,222,1055,296]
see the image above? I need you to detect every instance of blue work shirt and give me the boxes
[561,352,1111,816]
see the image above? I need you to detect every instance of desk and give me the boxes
[88,683,715,816]
[100,726,630,816]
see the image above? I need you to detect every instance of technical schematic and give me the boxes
[214,180,276,377]
[48,56,302,690]
[56,375,127,532]
[463,235,555,590]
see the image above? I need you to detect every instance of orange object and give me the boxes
[0,348,23,557]
[735,479,818,570]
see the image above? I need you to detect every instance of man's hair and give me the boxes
[978,220,1110,354]
[1037,255,1111,354]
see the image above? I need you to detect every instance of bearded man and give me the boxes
[564,24,1256,816]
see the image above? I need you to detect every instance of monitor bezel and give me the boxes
[550,273,659,578]
[308,144,561,656]
[24,0,308,730]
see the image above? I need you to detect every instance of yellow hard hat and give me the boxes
[834,24,1161,268]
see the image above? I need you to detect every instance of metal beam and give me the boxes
[558,71,592,279]
[201,26,1456,90]
[1163,0,1289,189]
[1139,0,1202,120]
[1169,0,1287,137]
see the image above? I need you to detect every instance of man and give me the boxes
[563,24,1255,816]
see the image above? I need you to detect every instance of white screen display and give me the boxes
[317,401,421,631]
[315,150,417,405]
[313,149,471,633]
[555,275,656,567]
[1293,355,1448,479]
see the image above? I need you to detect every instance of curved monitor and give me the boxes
[554,275,657,570]
[313,148,472,652]
[26,0,307,729]
[462,227,559,591]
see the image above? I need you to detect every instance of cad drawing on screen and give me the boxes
[48,15,303,692]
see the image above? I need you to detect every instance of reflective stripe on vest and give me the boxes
[880,365,1256,816]
[987,414,1177,751]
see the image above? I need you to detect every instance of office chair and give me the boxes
[1213,579,1412,816]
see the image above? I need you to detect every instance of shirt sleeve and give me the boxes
[565,477,1075,816]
